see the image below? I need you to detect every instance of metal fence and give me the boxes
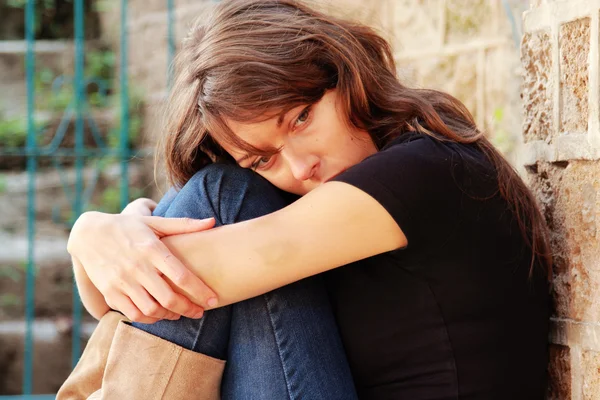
[0,0,177,397]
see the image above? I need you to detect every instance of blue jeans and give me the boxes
[132,164,358,400]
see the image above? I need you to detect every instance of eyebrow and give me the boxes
[234,110,290,164]
[276,111,287,128]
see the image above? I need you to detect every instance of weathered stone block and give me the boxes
[548,344,571,400]
[485,46,522,157]
[582,350,600,399]
[521,29,552,142]
[140,94,167,146]
[412,54,479,122]
[560,18,590,134]
[127,17,169,96]
[129,0,167,20]
[528,161,600,321]
[445,0,498,44]
[389,0,443,52]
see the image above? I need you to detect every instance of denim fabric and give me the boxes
[132,164,358,400]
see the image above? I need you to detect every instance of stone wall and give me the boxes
[521,0,600,399]
[333,0,526,163]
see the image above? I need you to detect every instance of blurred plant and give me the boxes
[6,0,75,39]
[0,263,25,309]
[0,263,23,283]
[0,117,28,147]
[35,48,116,111]
[0,174,6,194]
[0,293,22,308]
[489,107,514,156]
[0,112,46,148]
[106,87,145,149]
[92,0,115,13]
[89,186,144,214]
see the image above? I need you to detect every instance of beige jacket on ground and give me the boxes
[57,311,225,400]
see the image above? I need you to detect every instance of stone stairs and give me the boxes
[0,161,148,395]
[0,40,75,119]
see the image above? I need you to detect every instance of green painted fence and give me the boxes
[0,0,177,397]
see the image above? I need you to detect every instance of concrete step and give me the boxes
[0,40,75,119]
[0,233,68,265]
[0,319,96,342]
[0,40,75,80]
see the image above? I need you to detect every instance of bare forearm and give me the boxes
[161,217,294,307]
[73,257,110,320]
[161,182,404,308]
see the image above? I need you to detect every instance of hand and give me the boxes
[121,198,158,217]
[68,211,218,323]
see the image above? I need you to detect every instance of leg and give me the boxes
[134,164,358,399]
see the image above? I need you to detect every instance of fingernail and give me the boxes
[194,311,204,319]
[207,297,218,307]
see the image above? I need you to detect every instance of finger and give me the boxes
[142,216,216,237]
[141,271,204,318]
[106,293,159,324]
[146,199,158,212]
[164,312,181,320]
[150,242,218,308]
[126,283,172,320]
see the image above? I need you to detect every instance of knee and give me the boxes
[163,163,291,225]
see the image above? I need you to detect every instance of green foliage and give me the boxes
[107,88,145,149]
[35,48,117,111]
[0,174,6,194]
[0,263,23,283]
[0,117,28,147]
[489,106,514,156]
[90,186,145,214]
[86,48,116,83]
[6,0,75,39]
[31,46,145,150]
[0,264,26,309]
[6,0,60,8]
[0,108,46,148]
[0,293,22,308]
[93,0,116,12]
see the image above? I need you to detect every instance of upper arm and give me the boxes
[263,180,407,277]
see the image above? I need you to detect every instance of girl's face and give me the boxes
[221,90,377,195]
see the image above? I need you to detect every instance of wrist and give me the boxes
[67,211,110,254]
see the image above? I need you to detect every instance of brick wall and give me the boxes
[521,1,600,398]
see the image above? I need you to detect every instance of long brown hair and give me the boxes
[157,0,552,276]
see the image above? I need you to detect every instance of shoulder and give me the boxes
[332,132,498,248]
[344,132,493,189]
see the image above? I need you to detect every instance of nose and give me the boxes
[283,149,320,181]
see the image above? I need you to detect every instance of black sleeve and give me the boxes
[332,135,469,251]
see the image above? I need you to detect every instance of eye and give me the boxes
[293,106,311,128]
[251,155,273,170]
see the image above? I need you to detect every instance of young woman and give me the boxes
[59,0,551,399]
